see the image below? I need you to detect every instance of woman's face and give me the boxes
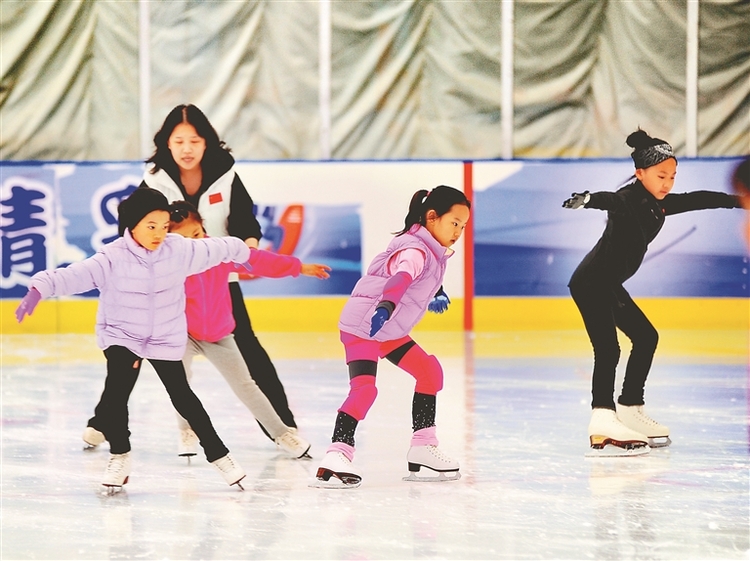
[635,158,677,200]
[167,122,206,172]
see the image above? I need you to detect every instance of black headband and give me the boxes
[632,143,675,169]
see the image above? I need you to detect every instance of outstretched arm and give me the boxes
[660,191,741,216]
[239,248,331,279]
[563,190,630,213]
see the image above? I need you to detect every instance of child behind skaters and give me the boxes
[167,201,330,459]
[563,129,743,457]
[312,185,470,488]
[15,188,251,491]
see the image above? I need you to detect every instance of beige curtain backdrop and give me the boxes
[1,0,748,161]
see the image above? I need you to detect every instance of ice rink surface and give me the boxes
[2,330,748,560]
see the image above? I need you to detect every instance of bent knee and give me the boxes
[415,354,443,395]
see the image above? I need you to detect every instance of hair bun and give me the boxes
[626,129,653,150]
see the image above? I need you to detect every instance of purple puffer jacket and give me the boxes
[338,225,452,342]
[29,230,250,360]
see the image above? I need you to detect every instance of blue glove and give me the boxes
[369,305,391,337]
[428,287,450,314]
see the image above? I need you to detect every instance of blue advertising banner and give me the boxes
[0,162,362,298]
[474,158,748,297]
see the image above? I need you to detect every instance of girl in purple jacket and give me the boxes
[168,201,330,460]
[15,188,250,492]
[312,185,471,488]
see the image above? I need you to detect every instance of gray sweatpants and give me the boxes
[177,334,289,439]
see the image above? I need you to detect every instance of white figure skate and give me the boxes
[616,404,671,448]
[102,452,131,494]
[178,428,199,459]
[586,408,650,457]
[83,426,105,450]
[403,445,461,482]
[212,453,246,489]
[275,430,312,459]
[310,451,361,488]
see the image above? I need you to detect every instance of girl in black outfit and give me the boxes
[563,129,742,457]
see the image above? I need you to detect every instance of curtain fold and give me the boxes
[1,0,747,160]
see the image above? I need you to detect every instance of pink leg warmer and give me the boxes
[326,441,355,462]
[411,426,439,447]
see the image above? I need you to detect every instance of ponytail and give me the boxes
[395,185,471,236]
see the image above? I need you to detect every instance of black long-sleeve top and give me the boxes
[569,180,740,289]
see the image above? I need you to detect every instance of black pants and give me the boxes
[88,345,229,461]
[229,282,296,436]
[569,283,659,410]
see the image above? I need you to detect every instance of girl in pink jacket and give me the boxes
[312,185,471,488]
[15,188,251,492]
[167,201,330,460]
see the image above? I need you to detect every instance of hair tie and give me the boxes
[422,190,432,204]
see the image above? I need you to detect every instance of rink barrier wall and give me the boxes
[2,296,748,335]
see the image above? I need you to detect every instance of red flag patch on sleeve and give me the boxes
[209,193,223,204]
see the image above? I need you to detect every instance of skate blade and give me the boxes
[309,468,361,489]
[101,476,129,495]
[585,444,650,458]
[647,436,671,448]
[83,443,99,451]
[230,475,246,490]
[403,469,461,483]
[296,446,313,460]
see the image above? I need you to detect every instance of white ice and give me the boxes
[1,332,748,559]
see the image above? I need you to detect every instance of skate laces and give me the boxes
[276,431,302,449]
[106,454,128,474]
[181,429,197,445]
[427,445,452,462]
[214,454,238,472]
[635,407,660,427]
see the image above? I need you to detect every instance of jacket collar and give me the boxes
[408,224,453,260]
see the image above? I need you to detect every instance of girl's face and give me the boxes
[425,204,471,248]
[167,122,207,172]
[170,216,205,239]
[131,210,170,250]
[635,158,677,200]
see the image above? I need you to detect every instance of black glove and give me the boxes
[562,191,590,209]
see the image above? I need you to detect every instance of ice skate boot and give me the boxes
[587,408,650,457]
[83,426,105,450]
[275,430,312,459]
[212,453,246,489]
[178,428,198,459]
[616,404,671,448]
[311,451,361,489]
[403,445,461,482]
[102,452,131,494]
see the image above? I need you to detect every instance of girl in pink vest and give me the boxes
[313,185,471,488]
[15,188,251,492]
[167,201,330,460]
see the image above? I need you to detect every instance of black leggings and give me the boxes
[229,282,296,436]
[88,345,229,461]
[570,284,659,410]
